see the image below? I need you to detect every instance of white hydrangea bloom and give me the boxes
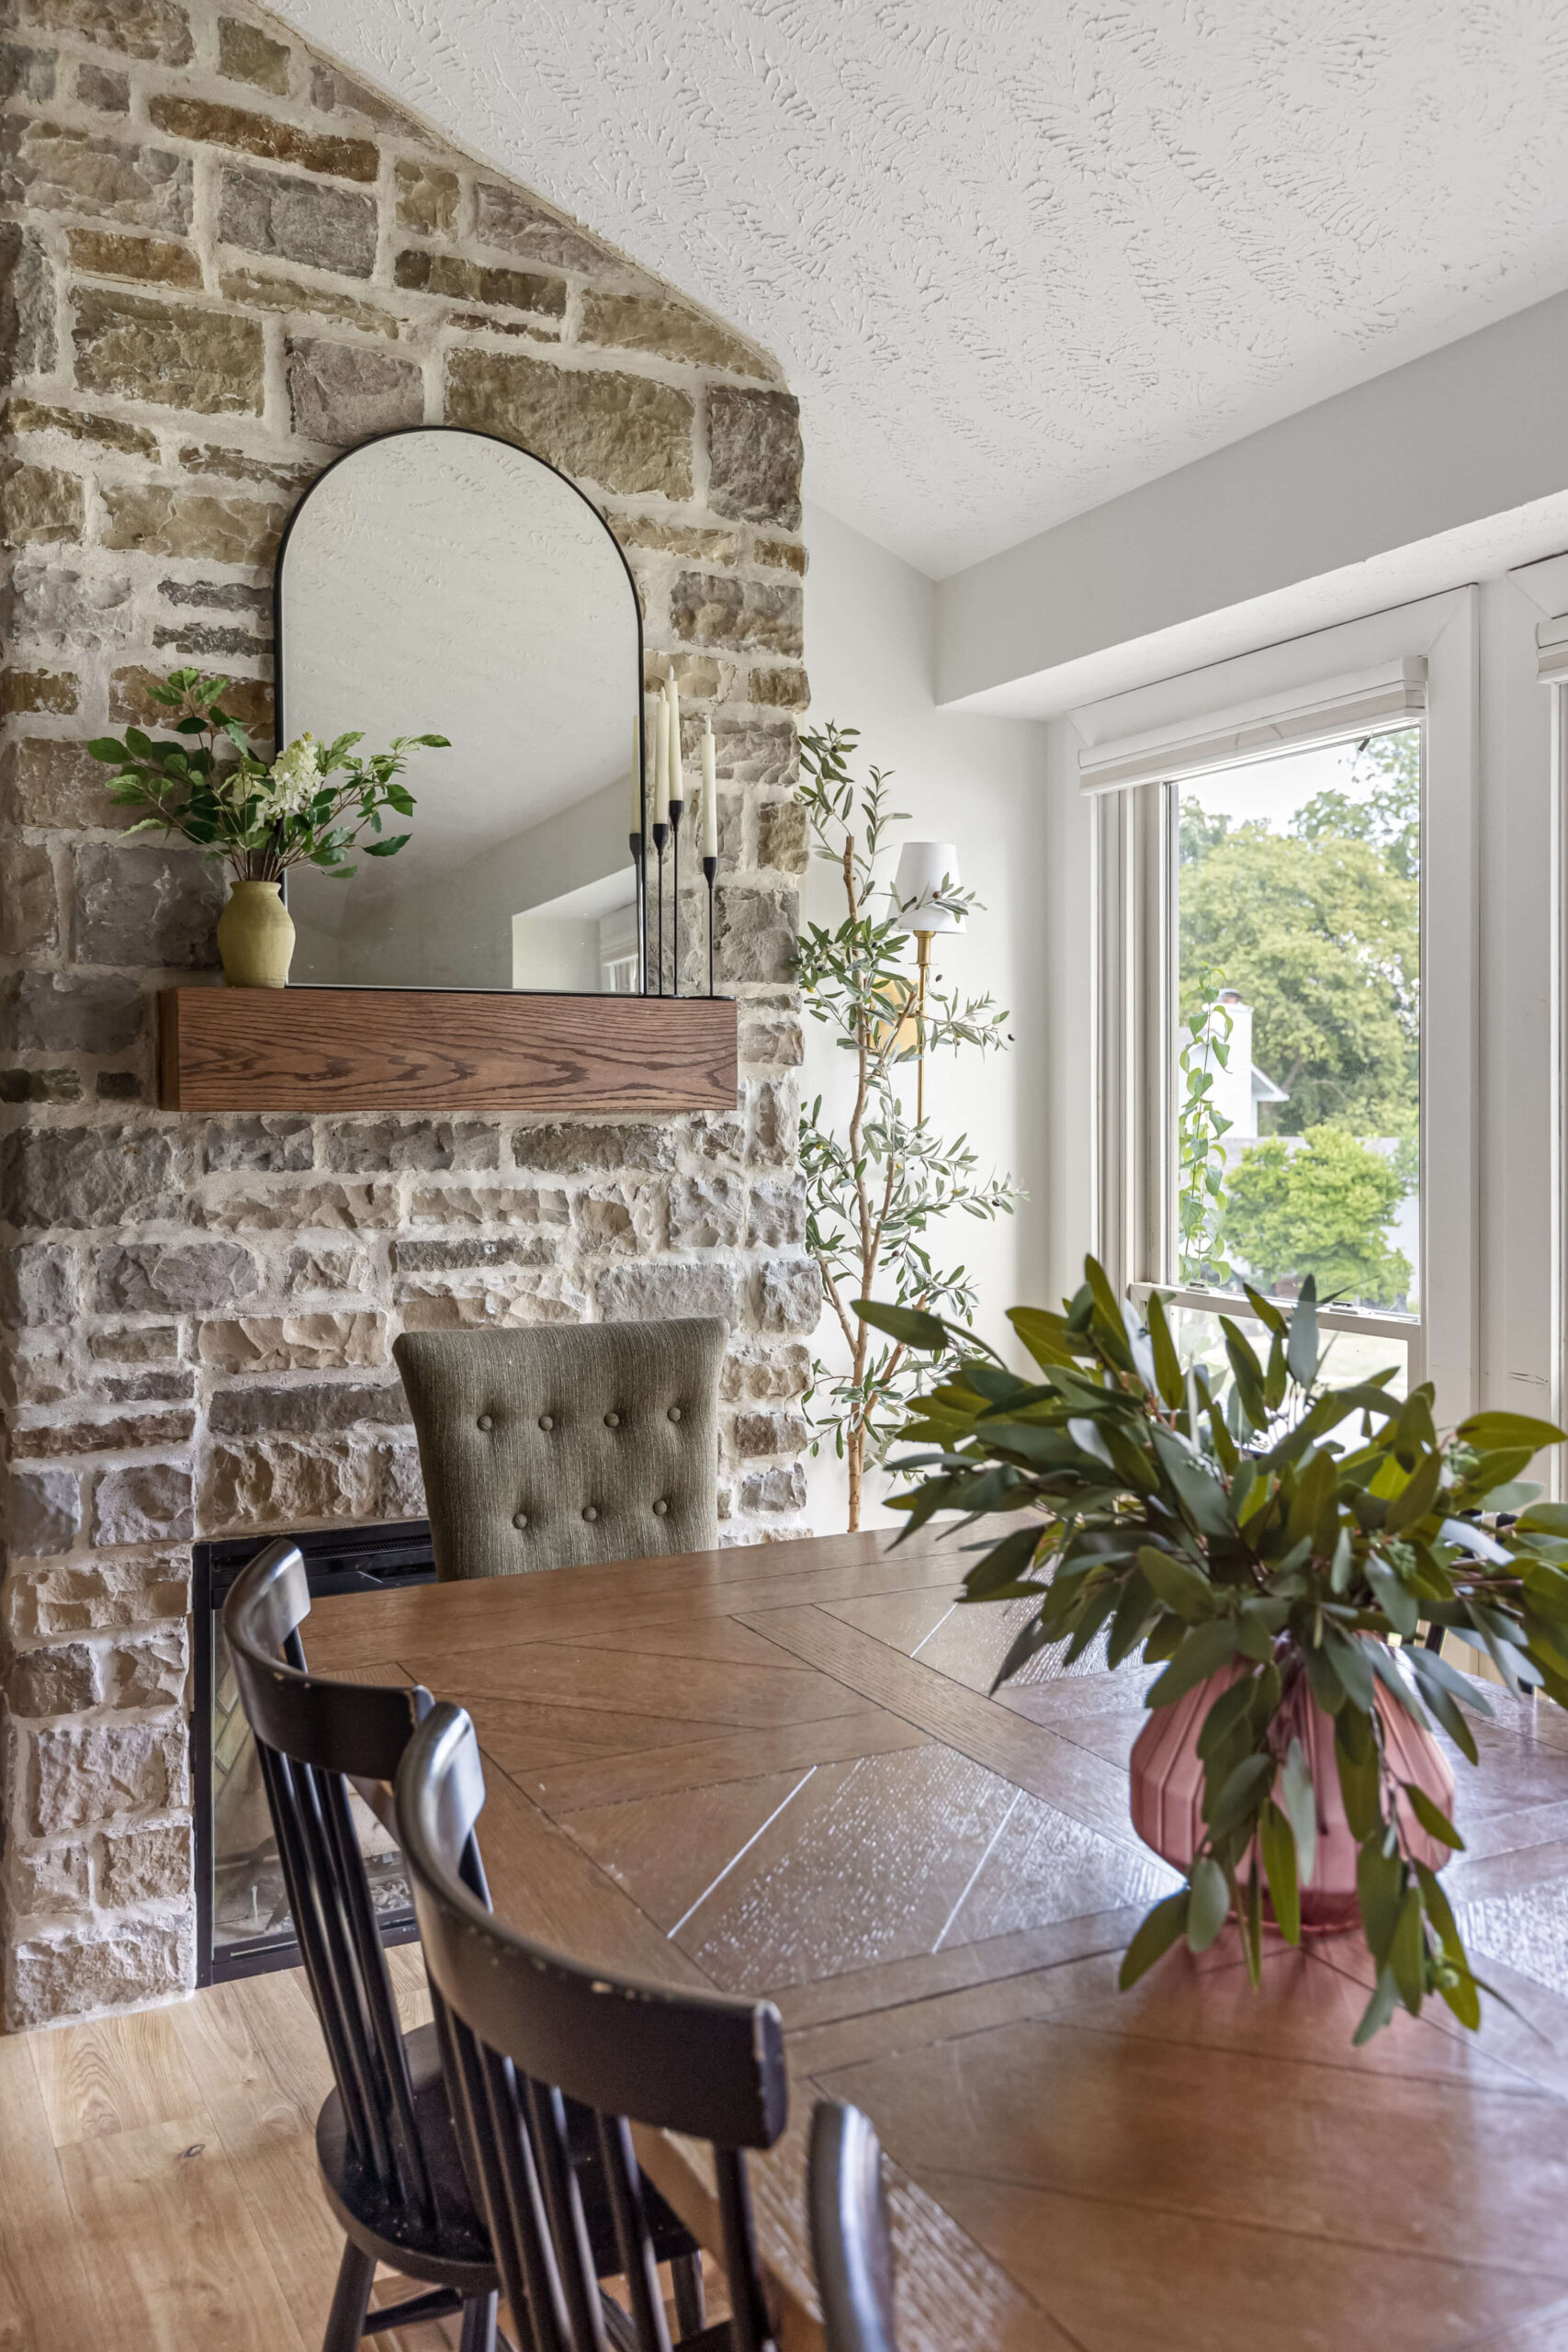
[256,734,321,820]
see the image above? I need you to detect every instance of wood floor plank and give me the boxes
[30,1999,212,2146]
[0,2034,97,2350]
[736,1602,1145,1849]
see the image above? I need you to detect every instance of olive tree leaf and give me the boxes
[1403,1781,1465,1851]
[1118,1891,1190,1989]
[1260,1800,1301,1943]
[1186,1857,1231,1953]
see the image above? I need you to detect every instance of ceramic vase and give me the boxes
[217,878,295,989]
[1129,1653,1456,1931]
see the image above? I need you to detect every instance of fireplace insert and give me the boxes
[191,1520,436,1984]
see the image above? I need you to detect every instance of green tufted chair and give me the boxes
[392,1319,727,1581]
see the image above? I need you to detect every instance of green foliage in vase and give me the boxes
[794,721,1020,1531]
[86,669,447,884]
[859,1263,1568,2042]
[1224,1128,1413,1308]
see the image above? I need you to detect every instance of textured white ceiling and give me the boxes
[272,0,1568,576]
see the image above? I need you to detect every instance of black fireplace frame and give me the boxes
[191,1519,437,1984]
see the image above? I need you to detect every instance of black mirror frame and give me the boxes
[271,423,650,995]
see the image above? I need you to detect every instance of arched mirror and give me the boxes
[277,427,644,993]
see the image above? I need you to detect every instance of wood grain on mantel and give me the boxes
[156,987,738,1114]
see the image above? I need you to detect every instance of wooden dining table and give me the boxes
[307,1527,1568,2352]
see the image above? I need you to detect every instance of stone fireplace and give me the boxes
[0,0,815,2028]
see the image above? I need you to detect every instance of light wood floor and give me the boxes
[0,1945,468,2352]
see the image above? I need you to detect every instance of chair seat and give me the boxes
[317,2022,696,2291]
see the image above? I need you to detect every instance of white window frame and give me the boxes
[1076,589,1480,1410]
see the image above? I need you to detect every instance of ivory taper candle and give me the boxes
[665,674,684,807]
[701,721,717,855]
[652,688,669,824]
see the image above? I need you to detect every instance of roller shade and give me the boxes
[1077,658,1427,796]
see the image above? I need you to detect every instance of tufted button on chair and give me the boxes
[393,1319,726,1581]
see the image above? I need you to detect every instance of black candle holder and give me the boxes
[651,818,669,996]
[629,830,646,996]
[703,853,718,998]
[668,797,684,999]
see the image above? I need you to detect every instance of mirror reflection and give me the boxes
[280,428,642,992]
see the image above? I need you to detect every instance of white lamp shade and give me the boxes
[891,840,963,933]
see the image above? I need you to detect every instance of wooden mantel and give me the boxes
[157,987,738,1114]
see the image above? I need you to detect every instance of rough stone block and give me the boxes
[73,841,225,967]
[216,266,396,340]
[97,1817,192,1906]
[203,1431,422,1530]
[755,1258,822,1334]
[668,1173,745,1250]
[11,0,192,65]
[149,95,376,181]
[396,1276,589,1329]
[510,1122,677,1174]
[2,460,83,544]
[9,1553,188,1637]
[571,1185,661,1255]
[73,288,262,413]
[706,388,804,529]
[199,1182,398,1231]
[712,718,798,789]
[8,554,136,649]
[747,1077,799,1167]
[7,1467,82,1555]
[671,573,803,657]
[218,163,377,277]
[2,44,55,99]
[95,1239,257,1312]
[217,17,289,93]
[471,181,622,273]
[93,1463,192,1545]
[65,225,201,287]
[87,1324,180,1363]
[738,1008,804,1067]
[14,1408,193,1458]
[392,1236,558,1274]
[203,1114,312,1173]
[1,121,191,231]
[8,1641,97,1714]
[9,1838,91,1914]
[4,1126,179,1230]
[0,737,130,829]
[1,1069,84,1105]
[27,1715,186,1837]
[756,797,809,871]
[732,1410,810,1458]
[748,1177,807,1247]
[76,63,130,112]
[720,1340,811,1402]
[716,883,798,985]
[102,1628,186,1708]
[446,349,693,501]
[208,1380,409,1436]
[395,247,564,318]
[197,1310,386,1373]
[4,1334,71,1407]
[308,60,409,129]
[753,537,807,574]
[1,1242,76,1327]
[285,1244,371,1292]
[395,158,459,235]
[6,973,143,1054]
[595,1261,739,1328]
[7,1917,192,2031]
[0,223,55,379]
[287,335,423,445]
[0,666,77,715]
[0,839,58,955]
[578,291,773,376]
[101,481,283,563]
[325,1119,500,1174]
[739,1463,807,1512]
[96,1074,144,1102]
[408,1184,568,1226]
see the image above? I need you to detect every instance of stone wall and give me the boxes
[0,0,816,2028]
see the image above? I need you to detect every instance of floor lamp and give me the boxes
[891,840,963,1126]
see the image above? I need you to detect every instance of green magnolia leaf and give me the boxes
[1136,1544,1219,1623]
[1279,1737,1318,1885]
[1389,1886,1426,2015]
[1144,1289,1185,1409]
[1146,1617,1244,1708]
[1286,1276,1320,1387]
[1336,1716,1382,1843]
[1517,1502,1568,1536]
[1403,1781,1464,1850]
[1259,1800,1301,1942]
[853,1298,950,1351]
[1352,1964,1401,2045]
[1118,1890,1190,1988]
[1455,1411,1566,1453]
[1364,1558,1420,1638]
[1208,1751,1274,1838]
[1186,1856,1231,1952]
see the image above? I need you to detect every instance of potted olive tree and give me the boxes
[861,1263,1568,2042]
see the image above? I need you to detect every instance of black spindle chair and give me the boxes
[807,2102,899,2352]
[226,1543,706,2351]
[395,1700,791,2352]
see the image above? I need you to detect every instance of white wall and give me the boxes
[800,503,1050,1532]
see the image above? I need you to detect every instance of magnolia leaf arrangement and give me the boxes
[88,669,447,883]
[794,722,1020,1531]
[860,1262,1568,2042]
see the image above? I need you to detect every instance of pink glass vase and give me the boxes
[1129,1652,1456,1931]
